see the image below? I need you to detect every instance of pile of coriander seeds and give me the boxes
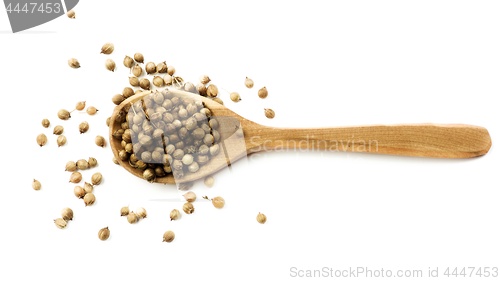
[33,42,271,243]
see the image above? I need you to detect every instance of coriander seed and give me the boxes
[136,207,147,219]
[153,76,164,87]
[91,172,103,185]
[163,74,173,85]
[157,61,167,73]
[230,92,241,102]
[170,209,181,221]
[264,108,275,119]
[32,179,41,190]
[100,43,114,54]
[95,135,106,147]
[36,133,47,147]
[258,87,268,99]
[143,168,155,182]
[162,230,175,243]
[112,94,125,105]
[244,77,254,88]
[134,53,144,63]
[120,206,129,216]
[41,118,50,128]
[196,83,207,96]
[127,212,139,224]
[83,182,93,193]
[212,196,225,209]
[139,78,151,90]
[57,135,67,147]
[61,208,73,221]
[122,87,134,98]
[68,58,80,68]
[145,62,156,74]
[257,212,267,224]
[69,171,82,183]
[67,9,75,19]
[53,125,64,135]
[54,218,67,229]
[200,75,211,84]
[75,101,86,111]
[78,121,89,134]
[167,65,175,75]
[65,161,77,172]
[123,56,134,68]
[76,159,89,170]
[74,186,86,198]
[98,227,110,241]
[88,157,98,168]
[206,84,218,97]
[183,191,196,203]
[182,202,195,214]
[57,109,71,120]
[83,193,96,206]
[86,106,98,115]
[105,59,116,72]
[132,65,142,77]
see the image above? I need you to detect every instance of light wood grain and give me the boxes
[109,89,492,184]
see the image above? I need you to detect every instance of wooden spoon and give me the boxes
[109,89,492,184]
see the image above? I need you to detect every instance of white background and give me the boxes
[0,1,499,280]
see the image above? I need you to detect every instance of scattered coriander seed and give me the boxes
[98,227,110,241]
[95,135,106,148]
[257,212,267,224]
[53,125,64,135]
[41,118,50,128]
[132,65,142,77]
[78,121,89,134]
[167,65,175,76]
[75,101,86,111]
[120,206,129,216]
[139,78,151,90]
[153,76,164,87]
[183,191,196,203]
[163,74,173,85]
[143,169,156,182]
[196,83,207,96]
[258,86,268,99]
[105,59,116,72]
[162,230,175,243]
[61,208,73,221]
[57,135,67,147]
[127,212,139,224]
[100,43,114,55]
[69,171,82,183]
[66,9,75,19]
[212,196,225,209]
[57,109,71,120]
[230,92,241,102]
[145,62,156,74]
[200,167,212,180]
[83,193,96,206]
[36,133,47,147]
[264,108,275,119]
[200,75,211,85]
[91,172,103,185]
[76,159,89,170]
[54,218,67,229]
[65,161,77,172]
[86,106,98,115]
[170,209,181,221]
[244,77,254,88]
[136,207,147,219]
[68,58,80,69]
[157,61,167,73]
[182,202,195,214]
[83,182,93,193]
[134,53,144,63]
[122,87,134,98]
[123,56,134,68]
[206,84,218,97]
[32,179,41,190]
[112,157,119,165]
[74,186,86,198]
[88,157,98,168]
[112,94,125,105]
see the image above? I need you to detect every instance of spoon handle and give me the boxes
[247,124,491,158]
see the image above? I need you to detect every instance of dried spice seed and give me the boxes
[36,133,48,147]
[76,159,89,170]
[112,94,125,105]
[182,202,195,214]
[230,92,241,102]
[69,172,82,183]
[95,135,106,147]
[244,77,254,88]
[66,9,75,19]
[53,125,64,135]
[79,121,90,134]
[32,179,41,190]
[127,212,139,224]
[206,84,218,97]
[91,172,103,185]
[86,106,98,115]
[122,87,134,98]
[162,230,175,243]
[68,58,80,69]
[200,75,211,85]
[120,206,129,216]
[61,208,73,221]
[145,62,156,74]
[196,83,207,96]
[153,76,164,87]
[257,212,267,224]
[139,78,151,90]
[41,118,50,128]
[88,157,98,168]
[264,108,275,119]
[54,218,67,229]
[83,182,93,193]
[170,209,181,221]
[100,43,114,55]
[105,59,116,72]
[58,109,71,120]
[163,74,173,85]
[157,61,167,73]
[75,101,86,111]
[136,207,147,219]
[83,193,96,206]
[74,185,86,198]
[123,56,134,68]
[167,65,175,76]
[183,191,196,203]
[258,87,268,99]
[57,135,67,147]
[65,161,77,172]
[212,196,225,209]
[134,53,144,63]
[98,227,110,241]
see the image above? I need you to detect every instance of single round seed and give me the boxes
[120,206,129,216]
[61,208,73,221]
[264,108,275,119]
[83,182,93,193]
[136,207,147,219]
[86,106,98,115]
[143,168,156,182]
[200,75,211,84]
[212,196,225,209]
[204,176,215,187]
[183,191,196,203]
[100,43,114,54]
[134,53,144,63]
[170,209,181,221]
[67,9,75,18]
[54,218,67,229]
[95,135,106,147]
[163,74,173,85]
[123,56,134,68]
[57,109,71,120]
[32,179,41,190]
[258,86,268,99]
[167,65,175,76]
[79,121,89,134]
[162,230,175,243]
[41,118,50,128]
[88,157,98,168]
[182,202,194,214]
[76,159,89,170]
[127,212,139,224]
[57,135,67,147]
[123,87,134,99]
[188,162,199,173]
[129,76,140,87]
[139,78,151,90]
[196,83,207,96]
[91,172,103,185]
[206,84,218,97]
[230,92,241,102]
[75,101,86,111]
[53,125,64,135]
[145,62,156,74]
[36,133,48,147]
[98,227,110,241]
[245,77,254,88]
[112,94,125,105]
[65,161,77,172]
[69,171,82,183]
[105,59,116,72]
[74,186,86,198]
[257,212,267,224]
[157,61,168,73]
[68,58,80,69]
[181,154,194,165]
[153,76,164,87]
[83,193,96,206]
